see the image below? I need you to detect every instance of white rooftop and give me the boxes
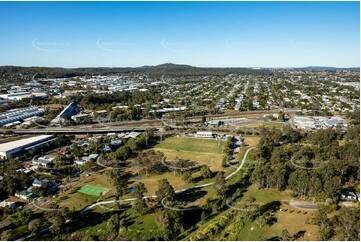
[196,131,213,135]
[0,135,54,153]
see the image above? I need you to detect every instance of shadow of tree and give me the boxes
[176,187,207,203]
[259,201,281,215]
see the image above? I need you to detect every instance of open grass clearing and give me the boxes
[129,172,189,196]
[152,136,225,171]
[154,136,224,154]
[235,185,318,241]
[47,172,113,211]
[240,121,285,129]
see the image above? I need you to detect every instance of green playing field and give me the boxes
[78,185,106,196]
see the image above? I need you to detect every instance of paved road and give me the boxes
[289,199,318,210]
[81,147,255,214]
[17,220,70,241]
[7,127,153,134]
[17,228,49,241]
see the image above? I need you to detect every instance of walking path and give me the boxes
[81,147,255,213]
[289,198,318,210]
[17,147,255,241]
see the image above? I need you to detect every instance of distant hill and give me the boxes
[295,66,359,71]
[146,63,195,69]
[0,63,272,80]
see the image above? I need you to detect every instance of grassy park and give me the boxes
[186,185,318,241]
[36,131,321,241]
[152,136,225,170]
[46,172,113,211]
[235,185,318,241]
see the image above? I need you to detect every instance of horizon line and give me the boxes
[0,64,359,69]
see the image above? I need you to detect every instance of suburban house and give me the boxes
[125,132,141,139]
[15,189,33,200]
[340,191,358,202]
[0,200,16,210]
[75,153,99,166]
[33,155,55,167]
[74,159,85,166]
[32,179,49,187]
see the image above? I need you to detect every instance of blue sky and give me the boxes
[0,1,359,68]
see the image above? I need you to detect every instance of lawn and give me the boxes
[122,213,163,240]
[184,184,318,241]
[239,136,261,147]
[82,206,161,241]
[236,185,318,241]
[154,136,224,154]
[152,136,225,171]
[140,135,261,195]
[238,148,259,169]
[47,172,113,211]
[241,121,285,129]
[234,136,260,164]
[128,172,189,196]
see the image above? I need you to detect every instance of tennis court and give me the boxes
[78,185,107,196]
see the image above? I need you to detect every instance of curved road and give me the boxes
[17,147,255,241]
[289,199,318,210]
[81,147,255,213]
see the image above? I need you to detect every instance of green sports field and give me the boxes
[152,136,225,171]
[154,136,224,154]
[78,185,107,196]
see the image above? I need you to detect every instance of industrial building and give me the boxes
[0,107,44,127]
[0,135,57,159]
[0,92,47,101]
[293,116,319,130]
[324,117,349,127]
[51,102,80,124]
[293,116,348,130]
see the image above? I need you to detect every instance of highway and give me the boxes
[1,109,301,135]
[0,127,157,135]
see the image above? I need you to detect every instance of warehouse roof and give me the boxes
[0,135,54,153]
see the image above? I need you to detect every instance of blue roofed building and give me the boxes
[51,102,80,124]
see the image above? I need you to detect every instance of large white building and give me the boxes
[0,135,57,159]
[293,115,348,130]
[195,131,214,138]
[0,92,47,101]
